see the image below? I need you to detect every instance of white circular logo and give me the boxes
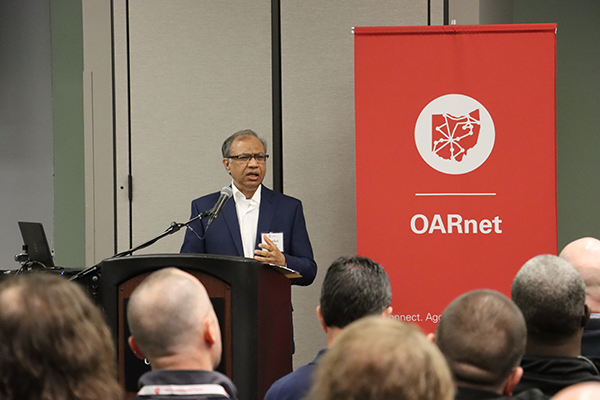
[415,94,495,175]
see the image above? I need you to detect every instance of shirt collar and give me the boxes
[231,181,261,204]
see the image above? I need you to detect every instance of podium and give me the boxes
[80,254,293,400]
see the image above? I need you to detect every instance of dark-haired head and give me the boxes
[320,256,392,328]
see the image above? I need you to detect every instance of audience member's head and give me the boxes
[309,316,455,400]
[560,237,600,313]
[127,267,221,370]
[512,254,589,352]
[436,289,527,395]
[318,256,392,345]
[319,255,392,328]
[0,273,122,400]
[551,382,600,400]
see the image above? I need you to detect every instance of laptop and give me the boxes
[17,221,56,269]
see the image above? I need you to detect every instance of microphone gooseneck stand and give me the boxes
[113,209,213,258]
[69,209,213,282]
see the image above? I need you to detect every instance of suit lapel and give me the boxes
[221,198,244,256]
[256,187,276,249]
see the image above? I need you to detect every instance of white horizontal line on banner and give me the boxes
[415,193,496,196]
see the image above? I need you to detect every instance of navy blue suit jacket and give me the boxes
[264,349,326,400]
[180,186,317,286]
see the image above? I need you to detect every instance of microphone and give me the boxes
[206,186,233,229]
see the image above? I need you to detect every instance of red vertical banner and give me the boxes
[354,24,557,332]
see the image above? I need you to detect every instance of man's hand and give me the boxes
[254,236,286,267]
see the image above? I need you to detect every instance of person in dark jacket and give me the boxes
[264,256,392,400]
[512,255,600,397]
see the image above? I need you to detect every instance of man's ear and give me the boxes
[583,304,592,328]
[426,332,436,343]
[502,367,523,396]
[381,306,393,318]
[316,306,328,333]
[222,158,231,175]
[204,317,217,346]
[128,336,146,360]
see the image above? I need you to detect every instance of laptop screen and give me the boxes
[18,222,55,269]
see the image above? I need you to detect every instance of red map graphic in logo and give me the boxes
[432,109,481,162]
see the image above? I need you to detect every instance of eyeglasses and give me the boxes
[228,153,269,163]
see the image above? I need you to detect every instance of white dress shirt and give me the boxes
[232,183,261,258]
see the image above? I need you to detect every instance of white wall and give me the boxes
[0,1,54,270]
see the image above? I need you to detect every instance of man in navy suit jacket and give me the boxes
[264,256,392,400]
[180,129,316,286]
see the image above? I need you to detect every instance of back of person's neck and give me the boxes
[456,381,504,395]
[525,334,582,357]
[150,354,216,372]
[326,326,343,348]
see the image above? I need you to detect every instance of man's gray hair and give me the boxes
[512,254,586,341]
[221,129,267,158]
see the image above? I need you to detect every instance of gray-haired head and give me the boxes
[436,289,526,391]
[221,129,267,158]
[511,254,586,342]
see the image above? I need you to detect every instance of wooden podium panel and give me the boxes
[80,254,292,400]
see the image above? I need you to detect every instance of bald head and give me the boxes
[552,382,600,400]
[127,268,221,368]
[436,290,526,391]
[560,238,600,312]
